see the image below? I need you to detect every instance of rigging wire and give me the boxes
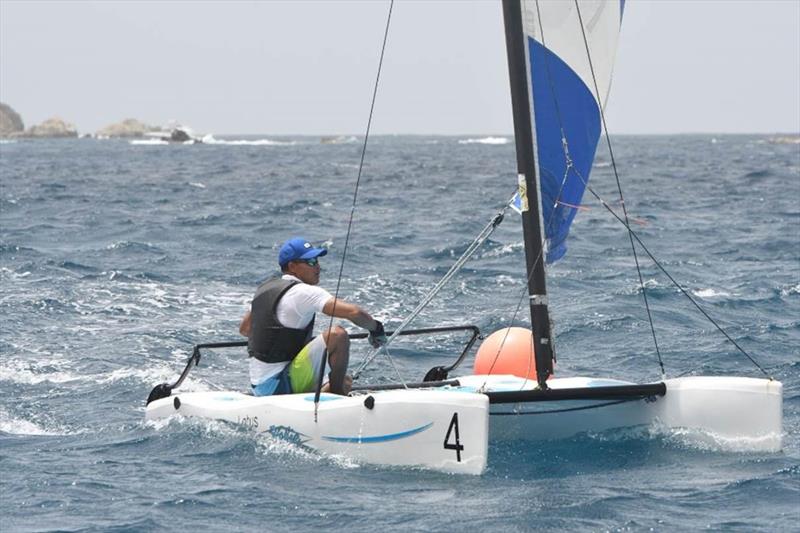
[578,179,772,379]
[573,0,665,379]
[313,0,395,416]
[571,0,768,379]
[353,195,514,379]
[323,0,770,401]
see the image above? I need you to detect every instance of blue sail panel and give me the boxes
[519,0,623,263]
[528,37,600,263]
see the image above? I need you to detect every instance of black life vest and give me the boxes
[248,277,315,364]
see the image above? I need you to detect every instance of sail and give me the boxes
[520,0,624,262]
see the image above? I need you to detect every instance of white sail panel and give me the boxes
[521,0,622,110]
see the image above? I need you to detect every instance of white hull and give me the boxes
[459,375,783,450]
[145,374,782,474]
[146,388,490,475]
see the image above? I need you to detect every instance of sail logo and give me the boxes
[512,174,529,214]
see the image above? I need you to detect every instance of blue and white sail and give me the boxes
[521,0,624,262]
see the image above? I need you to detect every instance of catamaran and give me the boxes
[145,0,783,475]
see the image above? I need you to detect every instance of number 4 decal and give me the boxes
[443,412,464,461]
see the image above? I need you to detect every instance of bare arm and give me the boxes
[239,311,252,337]
[322,298,379,331]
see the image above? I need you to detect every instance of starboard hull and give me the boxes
[458,375,783,451]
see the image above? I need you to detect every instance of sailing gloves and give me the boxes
[368,320,388,349]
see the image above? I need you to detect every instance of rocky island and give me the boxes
[96,118,158,138]
[0,103,78,138]
[0,102,24,137]
[22,117,79,138]
[1,103,200,141]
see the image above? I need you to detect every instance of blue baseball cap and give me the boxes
[278,237,328,267]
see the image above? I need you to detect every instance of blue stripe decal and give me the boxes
[620,0,626,20]
[528,36,601,263]
[321,422,433,444]
[303,394,343,402]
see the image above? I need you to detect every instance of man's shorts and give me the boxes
[251,335,326,396]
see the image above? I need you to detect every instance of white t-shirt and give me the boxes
[249,274,333,385]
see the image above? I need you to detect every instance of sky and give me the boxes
[1,0,798,136]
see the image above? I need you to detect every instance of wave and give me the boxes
[781,283,800,297]
[457,136,509,145]
[0,408,57,435]
[479,241,524,259]
[0,360,82,385]
[0,266,32,280]
[0,356,215,392]
[0,139,17,144]
[766,136,800,145]
[143,413,361,471]
[743,169,773,179]
[201,134,298,146]
[104,240,164,254]
[693,287,732,299]
[657,424,783,453]
[578,422,782,453]
[129,139,169,145]
[320,135,358,145]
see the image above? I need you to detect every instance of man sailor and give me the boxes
[239,237,386,396]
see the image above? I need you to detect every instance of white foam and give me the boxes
[0,267,32,280]
[189,182,206,189]
[457,136,509,145]
[781,283,800,296]
[144,413,239,437]
[201,134,297,146]
[619,278,660,295]
[320,135,357,145]
[481,241,523,258]
[0,408,56,435]
[255,430,360,469]
[0,360,81,385]
[693,287,731,299]
[130,139,168,145]
[0,139,17,144]
[584,422,782,453]
[494,275,518,286]
[656,424,783,453]
[97,365,176,385]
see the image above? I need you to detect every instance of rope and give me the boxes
[313,0,394,415]
[575,175,772,379]
[573,0,665,380]
[353,194,515,379]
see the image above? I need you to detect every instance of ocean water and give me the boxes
[1,134,798,532]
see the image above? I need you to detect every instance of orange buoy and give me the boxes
[473,327,543,380]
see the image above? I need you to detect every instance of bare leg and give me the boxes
[322,326,351,395]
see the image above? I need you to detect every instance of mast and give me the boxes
[502,0,554,388]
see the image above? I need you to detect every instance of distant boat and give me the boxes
[144,126,203,144]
